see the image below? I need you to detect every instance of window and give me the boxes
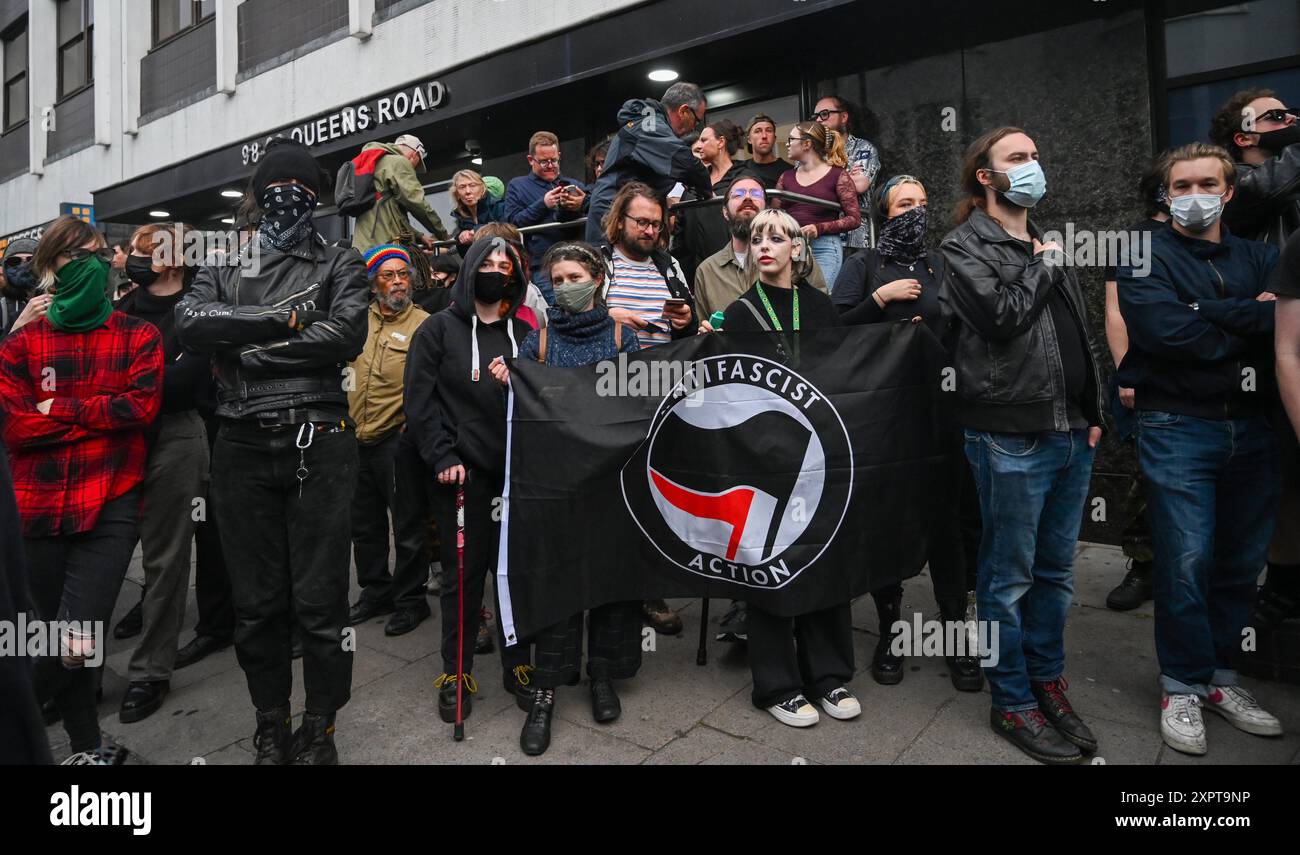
[153,0,215,46]
[3,21,26,131]
[56,0,93,99]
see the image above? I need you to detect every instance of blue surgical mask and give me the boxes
[991,160,1047,208]
[1168,192,1225,231]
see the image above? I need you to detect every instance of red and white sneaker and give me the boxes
[1204,686,1283,737]
[1160,693,1206,755]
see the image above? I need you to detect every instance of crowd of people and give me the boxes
[1,79,1298,766]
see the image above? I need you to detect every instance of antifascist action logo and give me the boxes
[621,354,852,590]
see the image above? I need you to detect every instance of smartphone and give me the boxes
[562,185,582,196]
[663,298,688,312]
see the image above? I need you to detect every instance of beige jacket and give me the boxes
[348,301,429,444]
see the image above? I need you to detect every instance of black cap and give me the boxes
[251,138,326,199]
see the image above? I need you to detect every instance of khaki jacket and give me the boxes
[352,143,450,254]
[348,301,429,444]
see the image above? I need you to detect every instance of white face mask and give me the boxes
[1169,191,1226,231]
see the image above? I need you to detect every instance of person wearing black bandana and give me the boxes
[831,175,984,694]
[176,138,369,765]
[1,237,39,338]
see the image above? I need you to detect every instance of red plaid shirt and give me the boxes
[0,312,163,537]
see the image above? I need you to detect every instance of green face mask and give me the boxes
[553,279,598,314]
[47,255,113,333]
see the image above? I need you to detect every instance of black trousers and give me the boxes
[211,419,357,715]
[873,446,981,614]
[429,472,529,677]
[747,601,855,709]
[194,414,234,640]
[351,434,430,610]
[26,489,140,752]
[532,601,643,688]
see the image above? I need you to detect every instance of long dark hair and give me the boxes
[954,126,1024,225]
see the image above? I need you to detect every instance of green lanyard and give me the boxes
[755,281,798,332]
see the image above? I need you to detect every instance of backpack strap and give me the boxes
[538,327,548,364]
[738,297,773,331]
[613,321,623,349]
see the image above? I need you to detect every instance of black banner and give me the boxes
[497,322,957,643]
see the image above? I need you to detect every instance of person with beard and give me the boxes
[404,235,537,722]
[0,215,163,763]
[712,209,859,727]
[176,139,369,765]
[828,176,983,693]
[811,95,881,254]
[1210,90,1300,671]
[941,127,1106,764]
[113,223,215,724]
[695,176,829,326]
[741,114,793,190]
[488,241,642,754]
[2,238,41,337]
[346,245,433,637]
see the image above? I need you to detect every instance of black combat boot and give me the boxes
[252,705,293,766]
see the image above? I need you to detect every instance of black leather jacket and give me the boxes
[175,233,368,420]
[939,209,1106,433]
[1224,142,1300,249]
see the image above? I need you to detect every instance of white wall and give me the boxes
[0,0,648,233]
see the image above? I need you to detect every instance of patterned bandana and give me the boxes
[875,205,928,263]
[257,183,317,253]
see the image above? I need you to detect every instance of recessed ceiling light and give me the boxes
[648,69,678,82]
[471,157,483,165]
[220,189,243,199]
[221,217,235,225]
[149,210,170,218]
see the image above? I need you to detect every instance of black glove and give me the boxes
[291,309,329,331]
[1257,124,1300,155]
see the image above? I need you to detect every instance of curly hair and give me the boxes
[1209,88,1277,161]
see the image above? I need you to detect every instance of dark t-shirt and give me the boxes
[722,279,841,332]
[1269,228,1300,298]
[739,158,793,190]
[1046,285,1088,424]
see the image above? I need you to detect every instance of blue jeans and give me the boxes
[810,234,842,291]
[965,429,1095,711]
[1137,412,1278,697]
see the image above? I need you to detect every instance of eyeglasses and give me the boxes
[532,158,560,167]
[65,248,115,263]
[787,135,805,145]
[376,269,412,283]
[623,215,663,233]
[685,105,704,125]
[808,109,844,122]
[1256,108,1297,124]
[729,187,765,200]
[2,254,31,267]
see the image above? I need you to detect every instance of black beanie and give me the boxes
[251,138,325,199]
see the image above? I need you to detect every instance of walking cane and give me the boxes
[696,597,710,666]
[453,482,466,742]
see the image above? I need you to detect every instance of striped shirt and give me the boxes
[607,249,672,346]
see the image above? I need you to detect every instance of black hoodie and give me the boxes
[403,236,531,476]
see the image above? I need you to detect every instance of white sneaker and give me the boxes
[1160,693,1207,755]
[819,687,862,720]
[768,694,819,727]
[1204,685,1283,737]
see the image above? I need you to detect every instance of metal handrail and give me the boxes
[425,187,847,250]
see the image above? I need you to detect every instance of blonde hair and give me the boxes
[449,169,487,218]
[743,209,814,285]
[1163,142,1236,188]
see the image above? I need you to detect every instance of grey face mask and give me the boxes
[554,279,598,313]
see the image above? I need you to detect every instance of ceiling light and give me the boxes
[471,156,483,165]
[149,210,170,218]
[220,189,243,199]
[648,69,678,83]
[221,217,235,225]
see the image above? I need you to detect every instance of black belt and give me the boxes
[223,409,351,430]
[218,377,339,404]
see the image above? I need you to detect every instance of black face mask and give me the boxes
[1256,124,1300,156]
[2,260,35,296]
[474,270,509,304]
[125,255,161,288]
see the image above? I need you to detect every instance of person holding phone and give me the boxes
[504,132,588,304]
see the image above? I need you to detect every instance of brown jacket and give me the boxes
[348,301,429,444]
